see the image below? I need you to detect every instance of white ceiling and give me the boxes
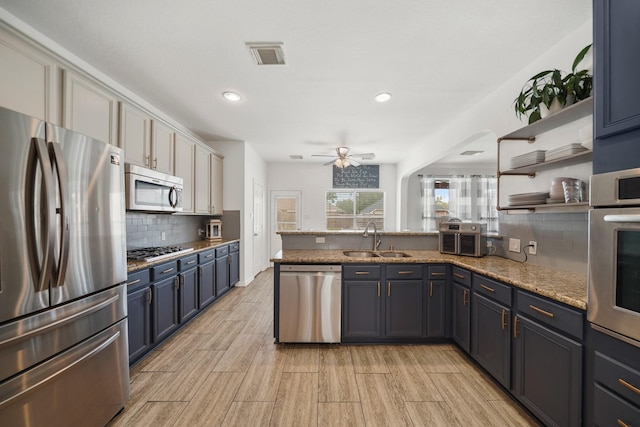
[0,0,591,165]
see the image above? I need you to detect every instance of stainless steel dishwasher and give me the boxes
[278,265,341,343]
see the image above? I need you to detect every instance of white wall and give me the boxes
[267,162,397,231]
[209,140,268,286]
[395,20,593,230]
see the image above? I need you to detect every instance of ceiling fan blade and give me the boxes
[348,158,361,166]
[311,154,338,157]
[350,153,376,159]
[323,159,338,166]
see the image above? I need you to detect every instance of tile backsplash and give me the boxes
[126,213,209,249]
[496,211,588,274]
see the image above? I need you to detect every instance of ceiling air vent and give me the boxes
[246,42,286,65]
[289,155,303,160]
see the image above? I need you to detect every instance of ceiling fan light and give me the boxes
[223,91,241,102]
[335,158,349,168]
[374,92,392,103]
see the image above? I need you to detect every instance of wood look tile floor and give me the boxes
[108,268,541,427]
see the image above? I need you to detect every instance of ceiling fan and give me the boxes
[312,146,375,168]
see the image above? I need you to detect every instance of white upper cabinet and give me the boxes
[210,153,224,215]
[0,28,58,122]
[174,133,195,213]
[63,70,118,145]
[194,144,210,214]
[151,120,175,175]
[119,102,151,166]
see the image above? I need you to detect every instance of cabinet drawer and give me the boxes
[229,242,239,252]
[516,291,584,340]
[215,245,229,257]
[452,266,471,287]
[386,265,423,280]
[595,352,640,408]
[473,275,511,306]
[342,265,381,280]
[178,254,198,271]
[126,269,150,292]
[428,265,447,279]
[151,260,178,281]
[198,249,215,263]
[594,383,640,427]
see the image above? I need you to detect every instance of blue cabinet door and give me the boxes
[385,280,423,337]
[593,0,640,173]
[229,251,239,286]
[152,276,179,342]
[216,255,230,296]
[179,268,199,323]
[342,280,382,340]
[198,261,215,308]
[127,285,152,364]
[426,279,446,337]
[513,315,582,427]
[452,282,470,353]
[471,293,511,388]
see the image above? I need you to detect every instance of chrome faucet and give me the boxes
[363,221,381,251]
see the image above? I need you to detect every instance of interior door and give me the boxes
[253,180,265,275]
[269,191,302,259]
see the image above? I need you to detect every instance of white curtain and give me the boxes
[476,177,499,232]
[448,176,473,221]
[420,176,435,232]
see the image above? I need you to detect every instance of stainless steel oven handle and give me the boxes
[604,214,640,223]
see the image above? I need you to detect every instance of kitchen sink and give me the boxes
[342,251,411,258]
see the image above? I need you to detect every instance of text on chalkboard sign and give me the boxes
[333,165,380,188]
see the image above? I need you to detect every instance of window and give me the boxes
[326,191,384,230]
[420,176,498,233]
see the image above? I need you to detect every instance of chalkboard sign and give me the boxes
[333,165,380,188]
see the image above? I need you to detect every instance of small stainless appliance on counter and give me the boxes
[278,265,341,343]
[588,167,640,347]
[439,222,487,257]
[0,106,129,425]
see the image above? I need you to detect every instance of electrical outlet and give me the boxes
[509,238,521,253]
[161,231,166,241]
[529,240,538,255]
[315,237,325,244]
[487,240,493,248]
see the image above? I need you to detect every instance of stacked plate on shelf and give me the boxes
[545,143,589,162]
[508,192,549,206]
[510,150,546,169]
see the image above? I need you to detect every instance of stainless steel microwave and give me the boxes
[125,164,183,212]
[439,222,487,257]
[588,168,640,347]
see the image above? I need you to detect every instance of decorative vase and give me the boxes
[540,97,564,118]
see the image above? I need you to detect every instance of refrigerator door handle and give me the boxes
[25,137,56,293]
[48,141,70,288]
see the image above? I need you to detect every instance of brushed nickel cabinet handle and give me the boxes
[513,316,519,338]
[148,288,152,305]
[529,305,555,318]
[429,282,433,297]
[619,378,640,396]
[454,272,465,279]
[617,419,630,427]
[127,278,141,286]
[463,289,468,306]
[387,282,391,297]
[355,271,370,275]
[205,254,213,258]
[501,309,506,330]
[431,272,445,276]
[480,284,495,292]
[145,155,150,166]
[162,268,175,274]
[377,282,380,297]
[398,271,413,275]
[186,260,196,265]
[154,158,158,169]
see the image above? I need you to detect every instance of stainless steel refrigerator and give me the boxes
[0,106,129,426]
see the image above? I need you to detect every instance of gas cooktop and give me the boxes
[127,245,194,262]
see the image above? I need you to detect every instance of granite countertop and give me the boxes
[127,238,240,272]
[271,249,587,310]
[277,230,438,236]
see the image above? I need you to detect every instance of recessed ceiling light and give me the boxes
[374,92,392,103]
[460,150,484,156]
[223,91,241,102]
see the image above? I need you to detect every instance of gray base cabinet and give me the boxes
[342,280,382,339]
[452,281,471,352]
[215,245,230,296]
[127,282,152,364]
[385,280,423,337]
[152,275,179,343]
[426,278,446,337]
[198,261,215,308]
[229,242,240,286]
[178,267,199,323]
[472,293,511,388]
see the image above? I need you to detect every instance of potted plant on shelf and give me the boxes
[513,44,592,124]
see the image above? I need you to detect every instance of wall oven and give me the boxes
[125,164,183,212]
[589,167,640,347]
[439,222,487,257]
